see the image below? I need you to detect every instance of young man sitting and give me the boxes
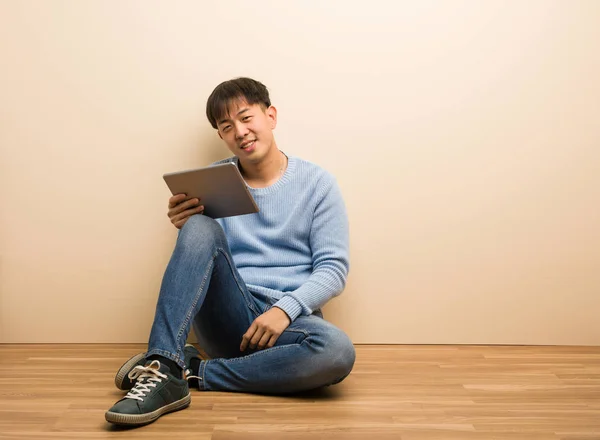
[105,77,355,426]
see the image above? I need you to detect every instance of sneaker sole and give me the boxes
[105,392,191,426]
[114,352,146,390]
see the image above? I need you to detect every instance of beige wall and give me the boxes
[1,1,599,344]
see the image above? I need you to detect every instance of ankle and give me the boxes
[187,357,201,388]
[147,355,182,379]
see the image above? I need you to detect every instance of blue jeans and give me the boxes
[147,214,355,393]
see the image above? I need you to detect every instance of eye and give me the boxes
[222,125,232,132]
[242,116,252,122]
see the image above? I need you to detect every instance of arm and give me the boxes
[240,174,350,351]
[273,175,350,321]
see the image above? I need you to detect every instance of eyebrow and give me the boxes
[218,108,250,125]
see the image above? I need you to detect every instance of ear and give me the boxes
[266,105,278,129]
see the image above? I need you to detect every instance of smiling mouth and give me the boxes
[240,140,256,150]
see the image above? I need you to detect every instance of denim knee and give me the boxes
[178,214,226,252]
[322,328,356,384]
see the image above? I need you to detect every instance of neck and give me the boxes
[239,146,287,187]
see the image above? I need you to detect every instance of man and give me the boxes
[105,77,355,426]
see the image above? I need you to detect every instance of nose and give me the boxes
[234,122,249,139]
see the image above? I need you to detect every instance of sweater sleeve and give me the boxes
[273,175,350,321]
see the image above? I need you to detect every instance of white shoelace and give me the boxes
[124,360,167,402]
[184,368,201,383]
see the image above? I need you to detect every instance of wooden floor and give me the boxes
[1,344,600,439]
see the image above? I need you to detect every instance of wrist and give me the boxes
[273,306,291,324]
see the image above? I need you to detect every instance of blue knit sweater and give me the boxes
[215,155,349,321]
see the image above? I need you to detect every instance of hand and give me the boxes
[240,307,291,352]
[167,194,204,229]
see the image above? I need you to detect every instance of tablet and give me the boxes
[163,162,259,219]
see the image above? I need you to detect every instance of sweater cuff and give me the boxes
[273,296,303,321]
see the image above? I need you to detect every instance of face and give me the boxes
[216,100,278,164]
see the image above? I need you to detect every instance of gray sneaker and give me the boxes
[115,346,202,391]
[105,360,190,426]
[114,352,147,390]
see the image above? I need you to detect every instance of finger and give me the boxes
[249,327,266,350]
[171,205,203,222]
[168,198,200,217]
[172,207,203,229]
[168,198,199,218]
[174,219,186,229]
[170,207,203,225]
[176,208,203,228]
[240,323,258,352]
[168,193,187,208]
[266,333,279,349]
[257,331,272,350]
